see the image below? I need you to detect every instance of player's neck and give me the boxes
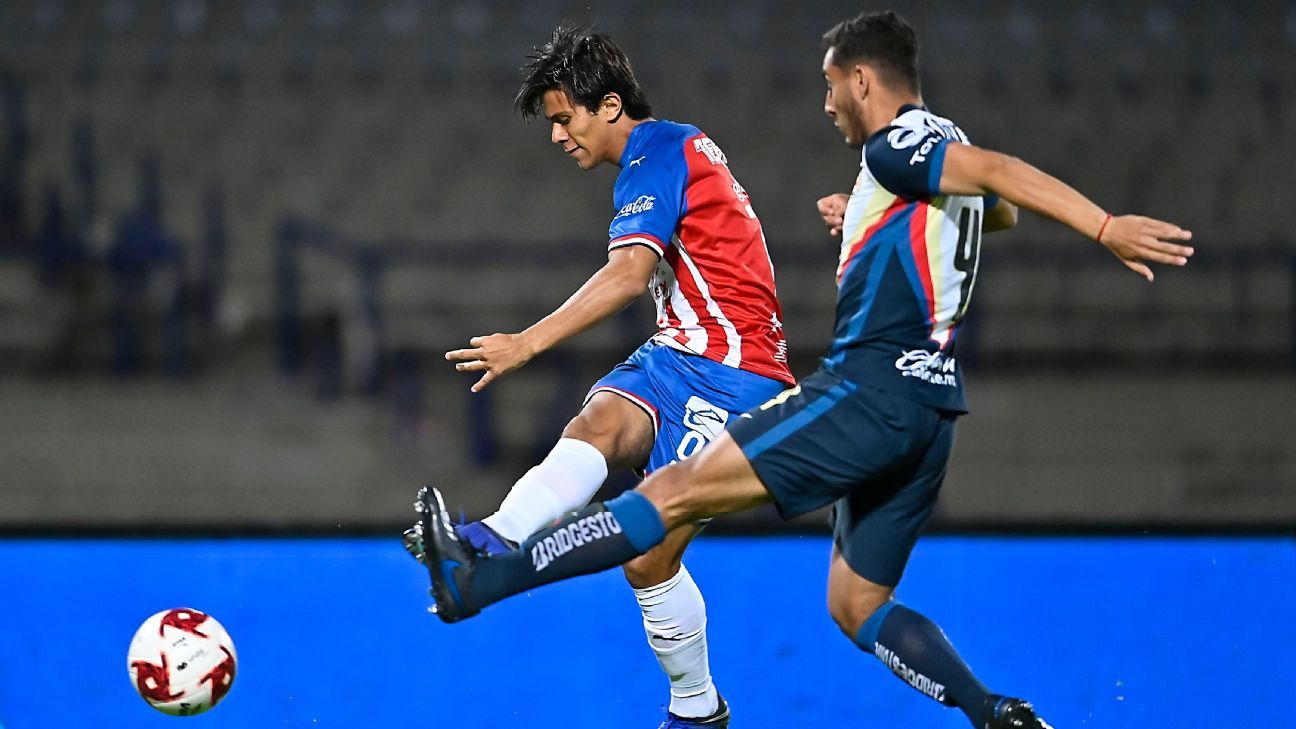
[610,116,654,167]
[863,94,924,138]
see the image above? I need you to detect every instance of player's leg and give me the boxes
[617,351,786,726]
[825,416,1052,729]
[621,524,729,725]
[828,548,1001,723]
[440,345,660,556]
[415,368,861,619]
[476,390,654,545]
[416,431,771,621]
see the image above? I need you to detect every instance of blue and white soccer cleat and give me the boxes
[657,694,731,729]
[408,486,481,623]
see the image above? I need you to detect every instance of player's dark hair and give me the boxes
[822,11,921,93]
[515,25,653,121]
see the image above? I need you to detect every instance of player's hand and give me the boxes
[817,193,850,237]
[1098,215,1194,282]
[445,333,536,392]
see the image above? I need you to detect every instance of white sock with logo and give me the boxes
[481,438,609,544]
[634,564,720,718]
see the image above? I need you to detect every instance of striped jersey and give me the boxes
[828,105,989,413]
[608,120,793,385]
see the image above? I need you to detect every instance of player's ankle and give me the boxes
[668,684,719,719]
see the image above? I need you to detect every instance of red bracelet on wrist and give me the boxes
[1096,213,1113,243]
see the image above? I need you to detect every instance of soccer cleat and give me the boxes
[410,486,481,623]
[402,520,514,565]
[984,697,1054,729]
[401,524,425,564]
[455,521,518,556]
[657,694,731,729]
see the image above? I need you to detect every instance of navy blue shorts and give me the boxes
[589,341,789,474]
[727,368,956,586]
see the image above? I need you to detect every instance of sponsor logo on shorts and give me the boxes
[895,349,957,387]
[530,510,623,572]
[875,642,947,703]
[673,396,730,462]
[683,396,729,439]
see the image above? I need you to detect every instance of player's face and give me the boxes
[542,89,612,170]
[822,49,866,148]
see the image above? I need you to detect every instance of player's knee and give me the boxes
[561,412,616,451]
[622,549,682,589]
[827,584,892,638]
[562,403,652,468]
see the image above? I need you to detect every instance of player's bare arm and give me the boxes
[445,245,658,392]
[938,143,1193,281]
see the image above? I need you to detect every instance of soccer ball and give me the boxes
[127,608,238,716]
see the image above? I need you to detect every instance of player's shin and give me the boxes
[855,601,994,728]
[466,491,669,609]
[482,437,610,544]
[634,564,720,718]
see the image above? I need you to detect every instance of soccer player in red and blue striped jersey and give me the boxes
[429,26,794,728]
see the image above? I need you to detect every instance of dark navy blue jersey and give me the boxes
[827,105,988,413]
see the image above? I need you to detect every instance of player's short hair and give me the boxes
[822,11,921,93]
[515,25,653,120]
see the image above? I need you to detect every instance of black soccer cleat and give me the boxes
[984,697,1054,729]
[409,486,481,623]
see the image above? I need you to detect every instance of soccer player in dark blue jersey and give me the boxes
[409,11,1193,729]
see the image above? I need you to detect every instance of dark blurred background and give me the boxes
[1,0,1293,533]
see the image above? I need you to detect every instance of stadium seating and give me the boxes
[0,0,1292,371]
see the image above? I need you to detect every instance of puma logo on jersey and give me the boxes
[629,155,647,167]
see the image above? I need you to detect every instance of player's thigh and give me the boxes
[640,349,786,475]
[622,521,705,589]
[639,432,773,530]
[727,370,934,521]
[826,547,895,637]
[565,390,656,469]
[831,416,956,588]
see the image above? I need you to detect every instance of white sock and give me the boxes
[634,565,720,719]
[481,438,609,544]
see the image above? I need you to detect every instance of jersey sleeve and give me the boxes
[607,150,687,258]
[864,126,950,200]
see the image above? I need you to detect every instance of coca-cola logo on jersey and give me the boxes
[615,194,656,219]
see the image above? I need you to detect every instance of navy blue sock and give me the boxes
[855,601,993,727]
[465,491,668,610]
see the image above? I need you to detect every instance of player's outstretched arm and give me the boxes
[445,246,658,392]
[937,144,1194,281]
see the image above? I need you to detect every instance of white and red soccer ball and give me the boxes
[127,608,237,716]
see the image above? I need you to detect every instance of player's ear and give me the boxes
[851,64,869,99]
[601,92,625,123]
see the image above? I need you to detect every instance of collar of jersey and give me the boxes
[863,104,931,147]
[620,119,661,168]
